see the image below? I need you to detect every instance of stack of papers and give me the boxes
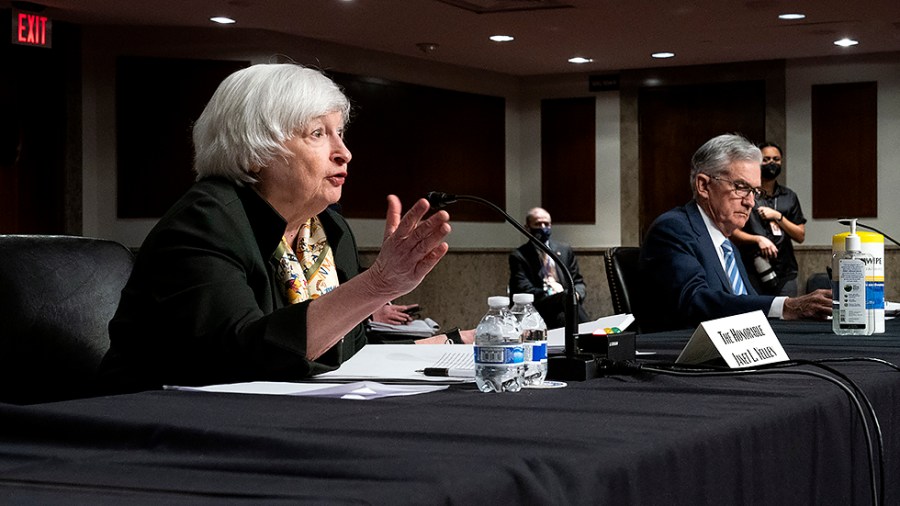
[316,344,475,383]
[367,317,440,337]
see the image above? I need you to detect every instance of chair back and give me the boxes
[805,271,832,293]
[0,235,133,404]
[604,246,641,318]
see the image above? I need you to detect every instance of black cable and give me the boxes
[812,357,900,373]
[634,363,880,506]
[632,355,898,503]
[778,359,885,505]
[640,357,884,505]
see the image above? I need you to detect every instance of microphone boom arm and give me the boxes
[425,192,597,380]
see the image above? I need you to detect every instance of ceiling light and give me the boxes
[210,16,236,24]
[416,42,440,53]
[568,57,593,64]
[489,35,514,42]
[651,52,675,59]
[778,13,806,20]
[834,38,859,47]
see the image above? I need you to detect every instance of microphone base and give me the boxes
[547,354,599,381]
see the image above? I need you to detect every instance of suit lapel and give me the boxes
[686,202,733,293]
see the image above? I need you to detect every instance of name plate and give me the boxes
[676,310,789,367]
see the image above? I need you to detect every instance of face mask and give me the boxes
[530,227,551,242]
[761,162,781,180]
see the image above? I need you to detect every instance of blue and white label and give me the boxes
[867,281,884,310]
[474,345,525,365]
[531,342,547,362]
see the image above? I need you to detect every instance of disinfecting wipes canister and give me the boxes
[833,231,885,333]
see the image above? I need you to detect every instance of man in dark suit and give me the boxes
[509,207,589,328]
[636,134,831,333]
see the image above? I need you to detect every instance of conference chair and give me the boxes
[0,235,134,404]
[806,270,832,293]
[604,246,641,329]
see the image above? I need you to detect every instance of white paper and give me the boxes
[315,344,475,383]
[165,380,448,400]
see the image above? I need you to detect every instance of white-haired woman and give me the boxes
[99,64,470,393]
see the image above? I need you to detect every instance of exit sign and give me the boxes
[12,8,52,48]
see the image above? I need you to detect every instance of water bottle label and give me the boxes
[531,342,547,361]
[474,345,525,365]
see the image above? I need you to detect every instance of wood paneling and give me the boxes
[811,82,877,218]
[331,73,506,221]
[540,97,596,224]
[638,81,766,240]
[116,56,249,218]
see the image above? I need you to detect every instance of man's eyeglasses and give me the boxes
[710,176,766,199]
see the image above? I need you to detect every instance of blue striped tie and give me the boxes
[721,240,747,295]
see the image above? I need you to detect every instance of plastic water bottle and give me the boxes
[510,293,548,385]
[474,296,524,393]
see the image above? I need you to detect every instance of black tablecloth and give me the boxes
[2,320,899,505]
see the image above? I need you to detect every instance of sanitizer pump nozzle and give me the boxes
[845,219,861,252]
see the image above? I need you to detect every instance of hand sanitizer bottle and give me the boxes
[832,219,874,336]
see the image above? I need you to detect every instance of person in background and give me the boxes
[636,134,830,333]
[731,142,806,296]
[372,303,420,325]
[99,63,471,394]
[509,207,589,328]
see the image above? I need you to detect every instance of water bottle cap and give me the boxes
[512,293,534,304]
[487,296,510,308]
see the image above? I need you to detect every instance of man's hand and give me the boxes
[783,289,832,320]
[372,303,418,325]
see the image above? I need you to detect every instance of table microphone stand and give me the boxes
[425,192,598,381]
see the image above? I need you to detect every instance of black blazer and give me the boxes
[636,201,775,333]
[99,177,367,393]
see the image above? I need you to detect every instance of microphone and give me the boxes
[425,192,457,210]
[425,191,598,381]
[837,219,899,248]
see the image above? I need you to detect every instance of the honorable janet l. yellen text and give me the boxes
[716,325,779,366]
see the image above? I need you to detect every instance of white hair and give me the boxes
[192,64,350,183]
[689,134,762,197]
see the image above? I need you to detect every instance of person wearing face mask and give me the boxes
[635,134,830,333]
[508,207,589,328]
[731,142,807,296]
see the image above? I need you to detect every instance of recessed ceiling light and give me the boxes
[210,16,236,24]
[489,35,514,42]
[834,38,859,47]
[651,52,675,59]
[416,42,440,53]
[778,13,806,20]
[568,57,593,64]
